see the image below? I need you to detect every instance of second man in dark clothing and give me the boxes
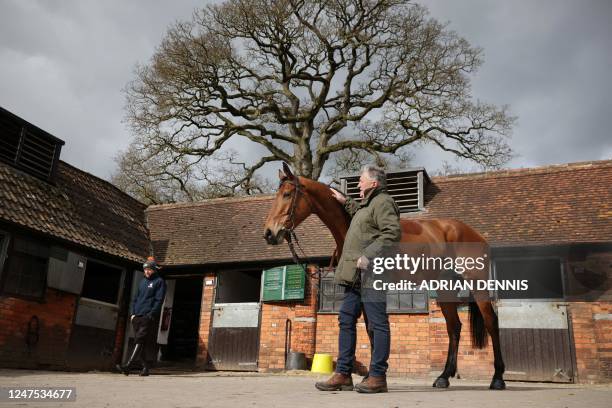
[116,257,166,376]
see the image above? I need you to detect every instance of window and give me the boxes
[318,277,346,313]
[386,289,428,313]
[81,260,124,304]
[217,270,261,303]
[318,271,429,313]
[494,257,564,299]
[1,236,49,299]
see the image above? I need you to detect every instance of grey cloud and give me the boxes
[0,0,610,182]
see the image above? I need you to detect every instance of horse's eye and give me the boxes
[283,191,292,198]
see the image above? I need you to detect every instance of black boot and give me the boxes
[139,344,149,376]
[116,343,143,376]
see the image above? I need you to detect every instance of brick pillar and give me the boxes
[593,302,612,381]
[196,273,215,368]
[570,301,612,383]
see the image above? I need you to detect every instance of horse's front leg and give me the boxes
[433,301,461,388]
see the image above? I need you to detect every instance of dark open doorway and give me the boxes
[161,277,203,363]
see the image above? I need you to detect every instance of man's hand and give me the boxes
[330,188,347,204]
[357,256,369,270]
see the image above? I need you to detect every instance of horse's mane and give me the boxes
[299,176,351,223]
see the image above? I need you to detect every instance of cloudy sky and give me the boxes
[0,0,610,182]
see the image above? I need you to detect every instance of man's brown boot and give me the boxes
[315,372,354,391]
[354,375,388,393]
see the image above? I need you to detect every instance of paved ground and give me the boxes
[0,369,610,408]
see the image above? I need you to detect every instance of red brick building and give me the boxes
[1,107,610,383]
[146,160,612,384]
[0,107,149,371]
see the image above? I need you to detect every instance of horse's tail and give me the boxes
[469,302,488,349]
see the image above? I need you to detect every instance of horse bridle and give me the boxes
[279,177,337,277]
[279,177,310,268]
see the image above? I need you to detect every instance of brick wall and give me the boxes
[192,267,610,383]
[316,300,494,379]
[0,288,76,369]
[570,302,612,383]
[258,265,319,371]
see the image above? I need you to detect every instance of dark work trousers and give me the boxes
[132,315,155,344]
[130,315,158,367]
[335,286,390,377]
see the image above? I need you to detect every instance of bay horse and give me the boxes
[263,163,505,390]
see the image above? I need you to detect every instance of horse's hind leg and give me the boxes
[433,302,461,388]
[476,301,506,390]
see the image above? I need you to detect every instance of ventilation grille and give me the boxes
[341,169,429,213]
[0,114,21,163]
[0,107,64,182]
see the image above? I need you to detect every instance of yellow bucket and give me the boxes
[311,353,334,374]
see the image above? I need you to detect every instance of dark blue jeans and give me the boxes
[336,286,390,377]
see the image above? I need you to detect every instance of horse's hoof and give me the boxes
[433,377,450,388]
[489,378,506,390]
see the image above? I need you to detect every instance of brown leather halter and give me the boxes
[280,177,337,275]
[279,178,310,268]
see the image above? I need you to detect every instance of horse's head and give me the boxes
[263,163,313,245]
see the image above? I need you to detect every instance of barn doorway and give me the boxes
[68,259,125,371]
[161,277,203,364]
[494,256,574,383]
[208,270,262,371]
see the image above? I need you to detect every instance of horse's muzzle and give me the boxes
[264,227,286,245]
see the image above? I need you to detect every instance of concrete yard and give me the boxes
[0,369,610,408]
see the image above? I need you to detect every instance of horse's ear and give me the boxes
[278,169,287,181]
[282,162,295,180]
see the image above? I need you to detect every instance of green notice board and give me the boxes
[262,264,306,301]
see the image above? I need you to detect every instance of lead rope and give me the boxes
[287,229,319,278]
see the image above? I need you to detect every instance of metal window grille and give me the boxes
[318,271,429,314]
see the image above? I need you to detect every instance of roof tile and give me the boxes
[0,161,149,262]
[147,160,612,266]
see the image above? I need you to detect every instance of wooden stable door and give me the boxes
[498,301,573,382]
[494,256,574,382]
[208,303,260,371]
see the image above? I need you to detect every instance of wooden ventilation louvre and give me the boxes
[341,168,430,213]
[0,113,21,163]
[0,107,64,182]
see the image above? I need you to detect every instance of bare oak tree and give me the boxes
[121,0,514,200]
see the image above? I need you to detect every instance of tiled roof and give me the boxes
[0,160,149,262]
[147,160,612,266]
[414,160,612,246]
[146,195,335,266]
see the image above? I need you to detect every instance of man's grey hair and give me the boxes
[361,164,387,188]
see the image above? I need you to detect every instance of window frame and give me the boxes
[79,257,126,307]
[492,255,566,302]
[317,270,429,314]
[317,275,346,314]
[0,234,49,301]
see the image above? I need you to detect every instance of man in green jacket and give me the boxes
[315,165,401,393]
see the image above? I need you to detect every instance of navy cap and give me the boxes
[143,258,160,271]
